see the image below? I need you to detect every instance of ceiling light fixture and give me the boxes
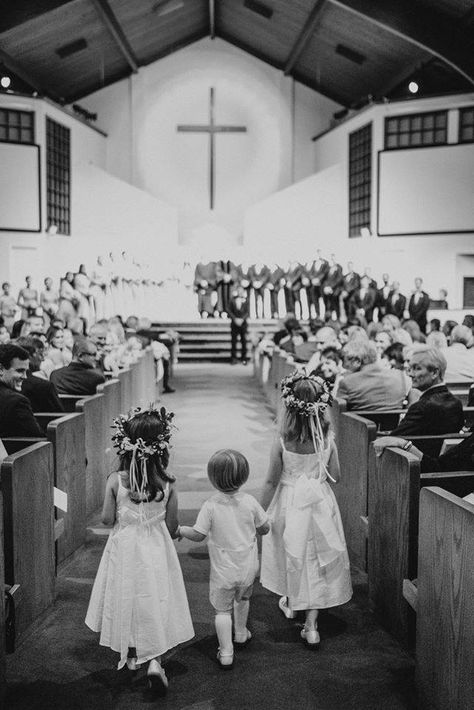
[1,76,11,89]
[408,81,419,94]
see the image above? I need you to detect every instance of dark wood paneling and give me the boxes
[1,441,55,638]
[97,378,121,471]
[76,393,106,515]
[416,487,474,710]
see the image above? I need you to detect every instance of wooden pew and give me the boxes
[1,442,55,638]
[97,378,121,472]
[367,446,474,648]
[334,412,377,572]
[34,413,87,564]
[0,465,5,702]
[76,394,106,515]
[415,487,474,710]
[118,367,133,414]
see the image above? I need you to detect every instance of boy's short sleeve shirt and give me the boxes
[194,492,268,548]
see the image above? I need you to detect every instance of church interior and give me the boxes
[1,1,474,708]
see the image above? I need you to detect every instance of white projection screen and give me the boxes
[377,144,474,236]
[0,143,41,232]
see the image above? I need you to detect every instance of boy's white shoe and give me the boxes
[278,596,296,619]
[234,629,252,645]
[217,649,234,669]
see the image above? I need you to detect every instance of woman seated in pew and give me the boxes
[374,431,474,473]
[15,336,64,414]
[44,326,73,372]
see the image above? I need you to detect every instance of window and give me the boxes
[0,109,35,144]
[384,111,447,150]
[349,123,372,238]
[46,117,70,235]
[459,107,474,144]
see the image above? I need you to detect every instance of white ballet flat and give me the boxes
[147,659,168,693]
[300,627,320,648]
[278,596,296,619]
[125,657,141,672]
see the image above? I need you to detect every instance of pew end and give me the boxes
[402,578,417,611]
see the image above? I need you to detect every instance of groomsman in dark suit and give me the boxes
[341,261,360,320]
[194,259,218,318]
[286,261,305,319]
[216,259,234,317]
[309,250,329,317]
[408,277,430,333]
[268,264,286,318]
[352,275,377,323]
[375,273,391,319]
[248,262,271,319]
[362,266,378,290]
[323,254,344,319]
[386,281,406,320]
[228,287,250,364]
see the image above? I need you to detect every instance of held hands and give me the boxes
[373,437,409,457]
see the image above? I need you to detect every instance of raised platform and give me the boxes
[152,319,278,362]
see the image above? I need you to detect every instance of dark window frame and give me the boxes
[384,110,448,150]
[0,108,35,144]
[46,116,71,236]
[459,106,474,144]
[348,122,372,238]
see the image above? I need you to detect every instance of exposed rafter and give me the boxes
[374,59,425,101]
[89,0,138,74]
[284,0,327,76]
[209,0,215,39]
[330,0,474,87]
[0,46,61,102]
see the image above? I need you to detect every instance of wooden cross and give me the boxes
[177,87,247,210]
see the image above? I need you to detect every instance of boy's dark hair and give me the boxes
[0,343,30,370]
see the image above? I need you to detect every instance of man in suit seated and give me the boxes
[0,343,43,437]
[51,337,105,395]
[15,336,64,413]
[337,340,414,410]
[390,346,464,439]
[228,287,250,365]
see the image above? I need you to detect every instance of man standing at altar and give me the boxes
[310,250,329,318]
[194,258,218,318]
[408,277,430,334]
[323,254,344,319]
[268,264,286,319]
[216,258,241,317]
[341,261,360,320]
[248,260,271,319]
[228,287,249,365]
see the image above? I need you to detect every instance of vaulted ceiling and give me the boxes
[0,0,473,108]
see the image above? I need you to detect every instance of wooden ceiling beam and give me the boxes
[284,0,328,76]
[330,0,474,87]
[209,0,215,39]
[89,0,138,74]
[0,46,62,102]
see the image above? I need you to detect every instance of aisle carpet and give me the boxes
[6,364,417,710]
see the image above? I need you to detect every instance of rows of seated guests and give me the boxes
[256,310,474,414]
[0,313,176,440]
[195,253,450,320]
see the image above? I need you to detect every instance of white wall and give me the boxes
[245,92,474,308]
[0,94,178,291]
[83,37,339,248]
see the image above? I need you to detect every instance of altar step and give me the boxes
[152,319,278,362]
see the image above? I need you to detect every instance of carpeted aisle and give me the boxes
[6,363,417,710]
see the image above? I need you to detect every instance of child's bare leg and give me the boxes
[233,599,251,643]
[305,609,319,629]
[147,655,168,693]
[215,612,233,667]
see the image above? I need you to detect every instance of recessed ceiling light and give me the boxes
[408,81,419,94]
[1,76,11,88]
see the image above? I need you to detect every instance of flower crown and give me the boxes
[111,404,175,460]
[281,370,333,416]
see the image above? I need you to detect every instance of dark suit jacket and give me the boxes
[50,362,105,396]
[22,373,64,413]
[248,265,270,288]
[227,297,250,323]
[0,380,43,437]
[391,384,464,438]
[351,287,377,321]
[325,264,344,294]
[342,272,360,296]
[269,266,286,290]
[375,285,391,314]
[408,291,430,327]
[310,259,329,286]
[386,292,406,320]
